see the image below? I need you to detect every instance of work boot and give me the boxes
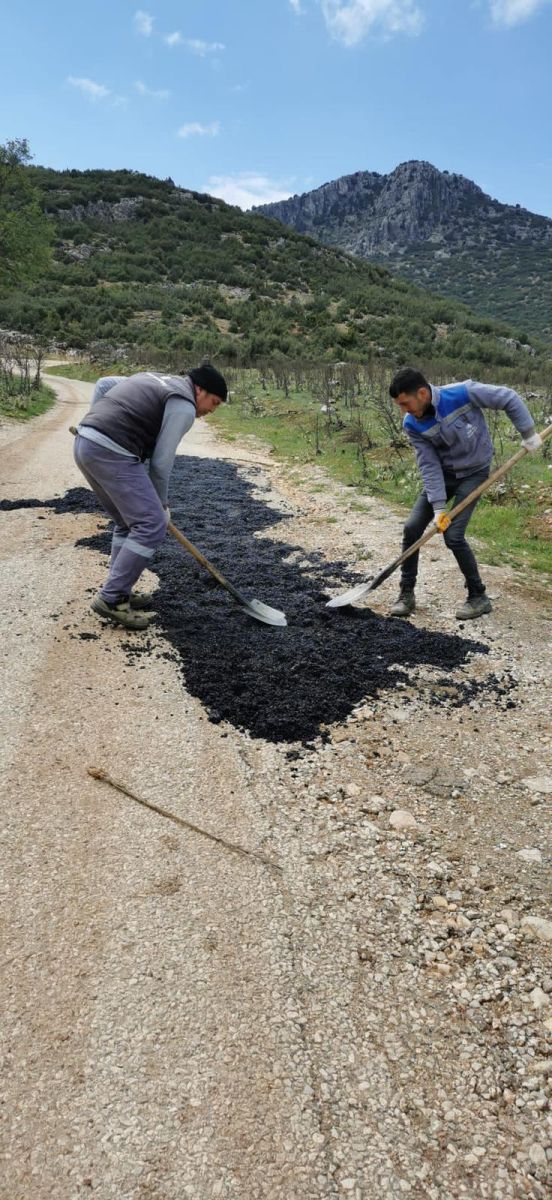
[455,593,492,621]
[129,591,155,610]
[91,593,154,630]
[390,587,416,618]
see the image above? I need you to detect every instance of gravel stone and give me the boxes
[389,809,418,830]
[521,916,552,941]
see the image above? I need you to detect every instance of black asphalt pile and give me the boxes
[0,487,100,513]
[8,460,512,743]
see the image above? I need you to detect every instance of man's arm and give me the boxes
[467,381,538,440]
[149,397,196,505]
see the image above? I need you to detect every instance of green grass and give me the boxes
[0,383,56,421]
[214,383,552,576]
[45,362,130,383]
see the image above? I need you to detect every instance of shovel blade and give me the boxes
[240,598,288,627]
[326,580,373,608]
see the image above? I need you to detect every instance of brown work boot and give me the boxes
[91,593,154,630]
[390,587,416,617]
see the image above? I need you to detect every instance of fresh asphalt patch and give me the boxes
[3,459,516,743]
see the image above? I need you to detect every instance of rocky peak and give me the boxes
[255,160,552,254]
[255,160,552,339]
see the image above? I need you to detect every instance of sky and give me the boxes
[2,0,552,216]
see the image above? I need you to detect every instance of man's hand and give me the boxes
[522,432,543,453]
[434,509,451,533]
[163,505,171,523]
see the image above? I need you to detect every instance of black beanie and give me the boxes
[189,364,228,402]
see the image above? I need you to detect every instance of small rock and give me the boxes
[389,809,418,831]
[499,908,518,928]
[517,848,543,864]
[529,987,550,1010]
[528,1143,547,1169]
[523,776,552,795]
[521,916,552,942]
[362,795,387,814]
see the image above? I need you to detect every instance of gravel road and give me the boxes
[1,377,550,1199]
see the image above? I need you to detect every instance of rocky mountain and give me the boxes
[255,161,552,342]
[0,165,547,372]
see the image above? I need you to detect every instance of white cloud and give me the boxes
[488,0,551,26]
[165,32,225,54]
[185,38,226,55]
[135,80,170,99]
[67,76,111,101]
[67,76,127,106]
[320,0,424,44]
[289,0,303,12]
[177,121,221,139]
[134,10,154,37]
[205,172,294,210]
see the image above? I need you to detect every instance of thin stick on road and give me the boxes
[87,766,282,873]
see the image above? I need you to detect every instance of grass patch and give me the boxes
[45,362,126,384]
[0,383,56,421]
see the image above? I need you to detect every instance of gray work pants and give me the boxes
[73,435,167,603]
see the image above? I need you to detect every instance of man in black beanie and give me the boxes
[74,363,228,628]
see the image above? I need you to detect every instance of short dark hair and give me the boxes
[389,367,430,399]
[189,363,228,402]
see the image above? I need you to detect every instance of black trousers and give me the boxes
[401,467,490,594]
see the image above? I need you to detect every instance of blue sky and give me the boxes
[2,1,552,215]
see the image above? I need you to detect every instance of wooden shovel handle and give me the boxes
[166,520,248,607]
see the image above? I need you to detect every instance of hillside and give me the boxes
[256,160,552,343]
[0,165,547,373]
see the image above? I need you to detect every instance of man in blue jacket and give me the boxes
[388,367,542,620]
[74,363,228,629]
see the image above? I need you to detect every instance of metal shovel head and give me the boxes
[240,598,288,627]
[326,579,373,608]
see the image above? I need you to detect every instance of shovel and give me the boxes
[167,521,287,627]
[326,424,552,609]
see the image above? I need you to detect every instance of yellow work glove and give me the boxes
[433,509,451,533]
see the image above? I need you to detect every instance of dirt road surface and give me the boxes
[1,377,550,1200]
